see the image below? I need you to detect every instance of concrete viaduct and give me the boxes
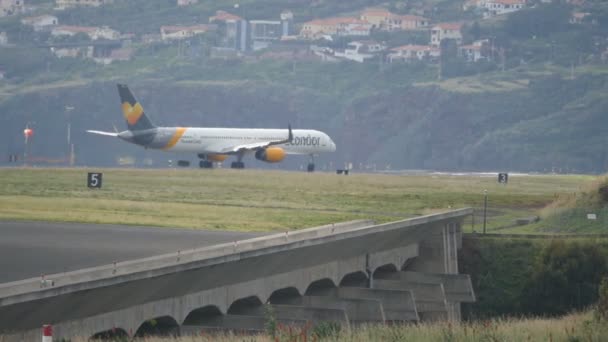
[0,208,475,340]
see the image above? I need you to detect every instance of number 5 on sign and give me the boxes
[87,172,103,188]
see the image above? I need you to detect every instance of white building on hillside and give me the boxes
[334,40,386,62]
[55,0,113,10]
[52,25,120,40]
[177,0,198,5]
[388,44,440,62]
[430,23,463,46]
[300,17,372,39]
[0,0,24,17]
[464,0,525,17]
[160,25,209,41]
[360,8,429,31]
[21,15,59,31]
[459,39,489,62]
[483,0,525,17]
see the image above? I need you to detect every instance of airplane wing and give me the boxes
[214,125,293,154]
[86,130,119,137]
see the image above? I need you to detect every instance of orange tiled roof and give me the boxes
[209,10,242,22]
[305,17,368,26]
[433,22,463,30]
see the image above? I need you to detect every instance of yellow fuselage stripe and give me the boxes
[163,127,187,150]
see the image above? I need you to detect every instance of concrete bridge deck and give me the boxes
[0,209,475,340]
[0,221,265,283]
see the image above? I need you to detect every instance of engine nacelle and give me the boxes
[255,147,286,163]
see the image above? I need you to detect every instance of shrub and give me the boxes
[312,321,341,339]
[522,241,608,316]
[597,277,608,320]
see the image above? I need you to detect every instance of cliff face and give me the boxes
[1,75,606,172]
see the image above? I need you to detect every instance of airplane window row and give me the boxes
[197,136,283,140]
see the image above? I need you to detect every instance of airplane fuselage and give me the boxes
[120,127,336,155]
[88,84,336,170]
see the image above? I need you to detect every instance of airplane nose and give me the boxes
[330,140,336,152]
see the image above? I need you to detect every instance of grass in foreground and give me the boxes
[0,168,597,232]
[63,311,607,342]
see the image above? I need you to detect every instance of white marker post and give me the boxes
[42,324,52,342]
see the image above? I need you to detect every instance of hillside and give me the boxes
[529,176,608,233]
[0,1,607,172]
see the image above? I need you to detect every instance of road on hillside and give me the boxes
[0,221,265,284]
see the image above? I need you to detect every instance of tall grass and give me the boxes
[60,311,607,342]
[533,176,608,233]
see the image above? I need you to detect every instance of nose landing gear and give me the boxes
[307,154,315,172]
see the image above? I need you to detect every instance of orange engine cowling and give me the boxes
[208,154,228,162]
[255,147,286,163]
[198,153,228,162]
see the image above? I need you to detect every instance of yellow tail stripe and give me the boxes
[122,102,144,125]
[163,128,186,150]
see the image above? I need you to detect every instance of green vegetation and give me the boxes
[0,168,598,232]
[523,240,608,316]
[503,176,608,234]
[59,310,608,341]
[1,2,608,171]
[461,237,608,319]
[598,276,608,320]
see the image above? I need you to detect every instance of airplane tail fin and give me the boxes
[117,84,156,131]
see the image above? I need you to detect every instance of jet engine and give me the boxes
[255,147,286,163]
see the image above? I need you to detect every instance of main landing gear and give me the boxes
[230,161,245,169]
[199,160,213,169]
[230,153,245,169]
[197,154,213,169]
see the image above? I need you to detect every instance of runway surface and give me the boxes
[0,221,266,284]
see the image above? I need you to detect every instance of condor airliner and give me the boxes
[87,84,336,171]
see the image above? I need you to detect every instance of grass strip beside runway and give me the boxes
[0,168,595,232]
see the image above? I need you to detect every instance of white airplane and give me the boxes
[87,84,336,171]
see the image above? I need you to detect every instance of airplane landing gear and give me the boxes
[231,153,245,169]
[199,160,213,169]
[198,154,215,169]
[307,154,315,172]
[230,161,245,169]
